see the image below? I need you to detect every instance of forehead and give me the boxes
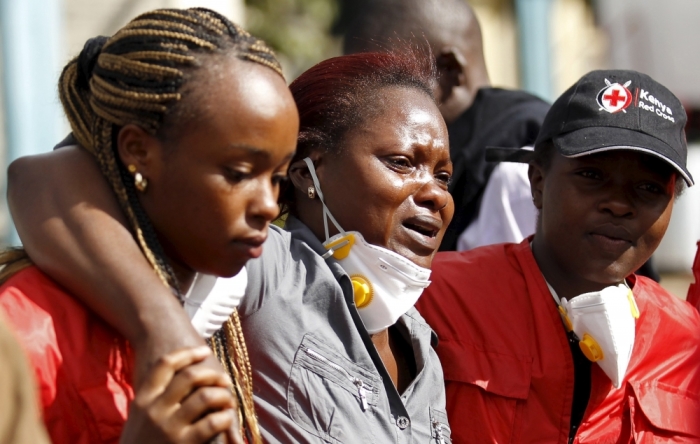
[342,86,449,154]
[167,58,298,157]
[357,86,444,133]
[195,58,291,117]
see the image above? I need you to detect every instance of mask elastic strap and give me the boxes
[302,157,345,241]
[546,282,562,306]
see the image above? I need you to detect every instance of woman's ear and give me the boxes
[116,124,160,175]
[288,151,323,194]
[528,162,545,210]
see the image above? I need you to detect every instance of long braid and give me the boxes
[53,8,281,442]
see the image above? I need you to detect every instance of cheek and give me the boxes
[327,160,403,229]
[156,168,243,237]
[541,184,576,230]
[639,201,674,250]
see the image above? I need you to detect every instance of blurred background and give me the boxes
[0,0,698,295]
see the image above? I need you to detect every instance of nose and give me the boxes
[248,179,280,227]
[598,184,636,218]
[413,178,452,213]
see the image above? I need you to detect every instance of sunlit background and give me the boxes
[0,0,698,295]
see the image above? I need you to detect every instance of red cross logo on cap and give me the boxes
[597,79,633,114]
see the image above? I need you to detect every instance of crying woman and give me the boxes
[7,49,455,443]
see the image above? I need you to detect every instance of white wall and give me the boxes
[596,0,700,106]
[654,146,700,272]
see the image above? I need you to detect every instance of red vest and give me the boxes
[0,267,133,443]
[688,241,700,311]
[417,240,700,443]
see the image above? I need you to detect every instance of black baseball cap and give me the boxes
[535,69,693,186]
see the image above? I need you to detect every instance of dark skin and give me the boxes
[529,150,677,302]
[289,86,454,391]
[8,57,299,443]
[345,0,490,125]
[9,83,449,398]
[118,59,299,422]
[120,59,298,285]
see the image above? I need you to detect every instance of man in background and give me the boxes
[342,0,550,251]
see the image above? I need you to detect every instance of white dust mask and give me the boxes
[303,157,432,334]
[184,267,248,339]
[548,282,639,388]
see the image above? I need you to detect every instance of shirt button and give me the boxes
[396,416,410,429]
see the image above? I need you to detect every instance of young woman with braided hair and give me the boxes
[9,46,456,443]
[0,7,297,443]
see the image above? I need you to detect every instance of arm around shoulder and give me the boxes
[7,147,206,384]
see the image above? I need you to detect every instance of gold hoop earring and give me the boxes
[128,164,148,193]
[308,186,316,199]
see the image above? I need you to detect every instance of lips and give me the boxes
[233,233,267,258]
[402,215,442,239]
[590,224,634,244]
[588,223,635,255]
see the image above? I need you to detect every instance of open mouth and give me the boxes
[402,216,442,239]
[403,223,438,238]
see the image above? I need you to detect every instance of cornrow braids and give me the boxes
[55,8,283,442]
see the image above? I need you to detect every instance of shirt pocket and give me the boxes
[439,339,531,443]
[429,407,452,444]
[628,381,700,442]
[288,334,383,443]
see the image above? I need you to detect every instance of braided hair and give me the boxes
[55,8,282,442]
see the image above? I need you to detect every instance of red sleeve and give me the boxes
[0,274,62,411]
[0,267,132,443]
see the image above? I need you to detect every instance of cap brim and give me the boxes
[554,127,694,186]
[485,147,535,163]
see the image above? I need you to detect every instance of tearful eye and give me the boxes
[435,172,452,186]
[385,156,412,170]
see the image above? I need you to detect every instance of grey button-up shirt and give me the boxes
[240,217,451,443]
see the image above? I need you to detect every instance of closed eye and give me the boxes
[223,166,251,183]
[272,174,288,186]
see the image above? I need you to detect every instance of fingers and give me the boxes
[136,346,212,405]
[175,386,236,424]
[155,363,231,408]
[181,409,238,443]
[124,347,244,444]
[226,426,245,444]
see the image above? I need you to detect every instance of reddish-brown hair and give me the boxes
[282,49,437,212]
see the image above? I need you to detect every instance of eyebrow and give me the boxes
[228,143,296,168]
[227,143,271,157]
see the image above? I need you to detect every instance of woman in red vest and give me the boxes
[0,8,297,443]
[417,70,700,443]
